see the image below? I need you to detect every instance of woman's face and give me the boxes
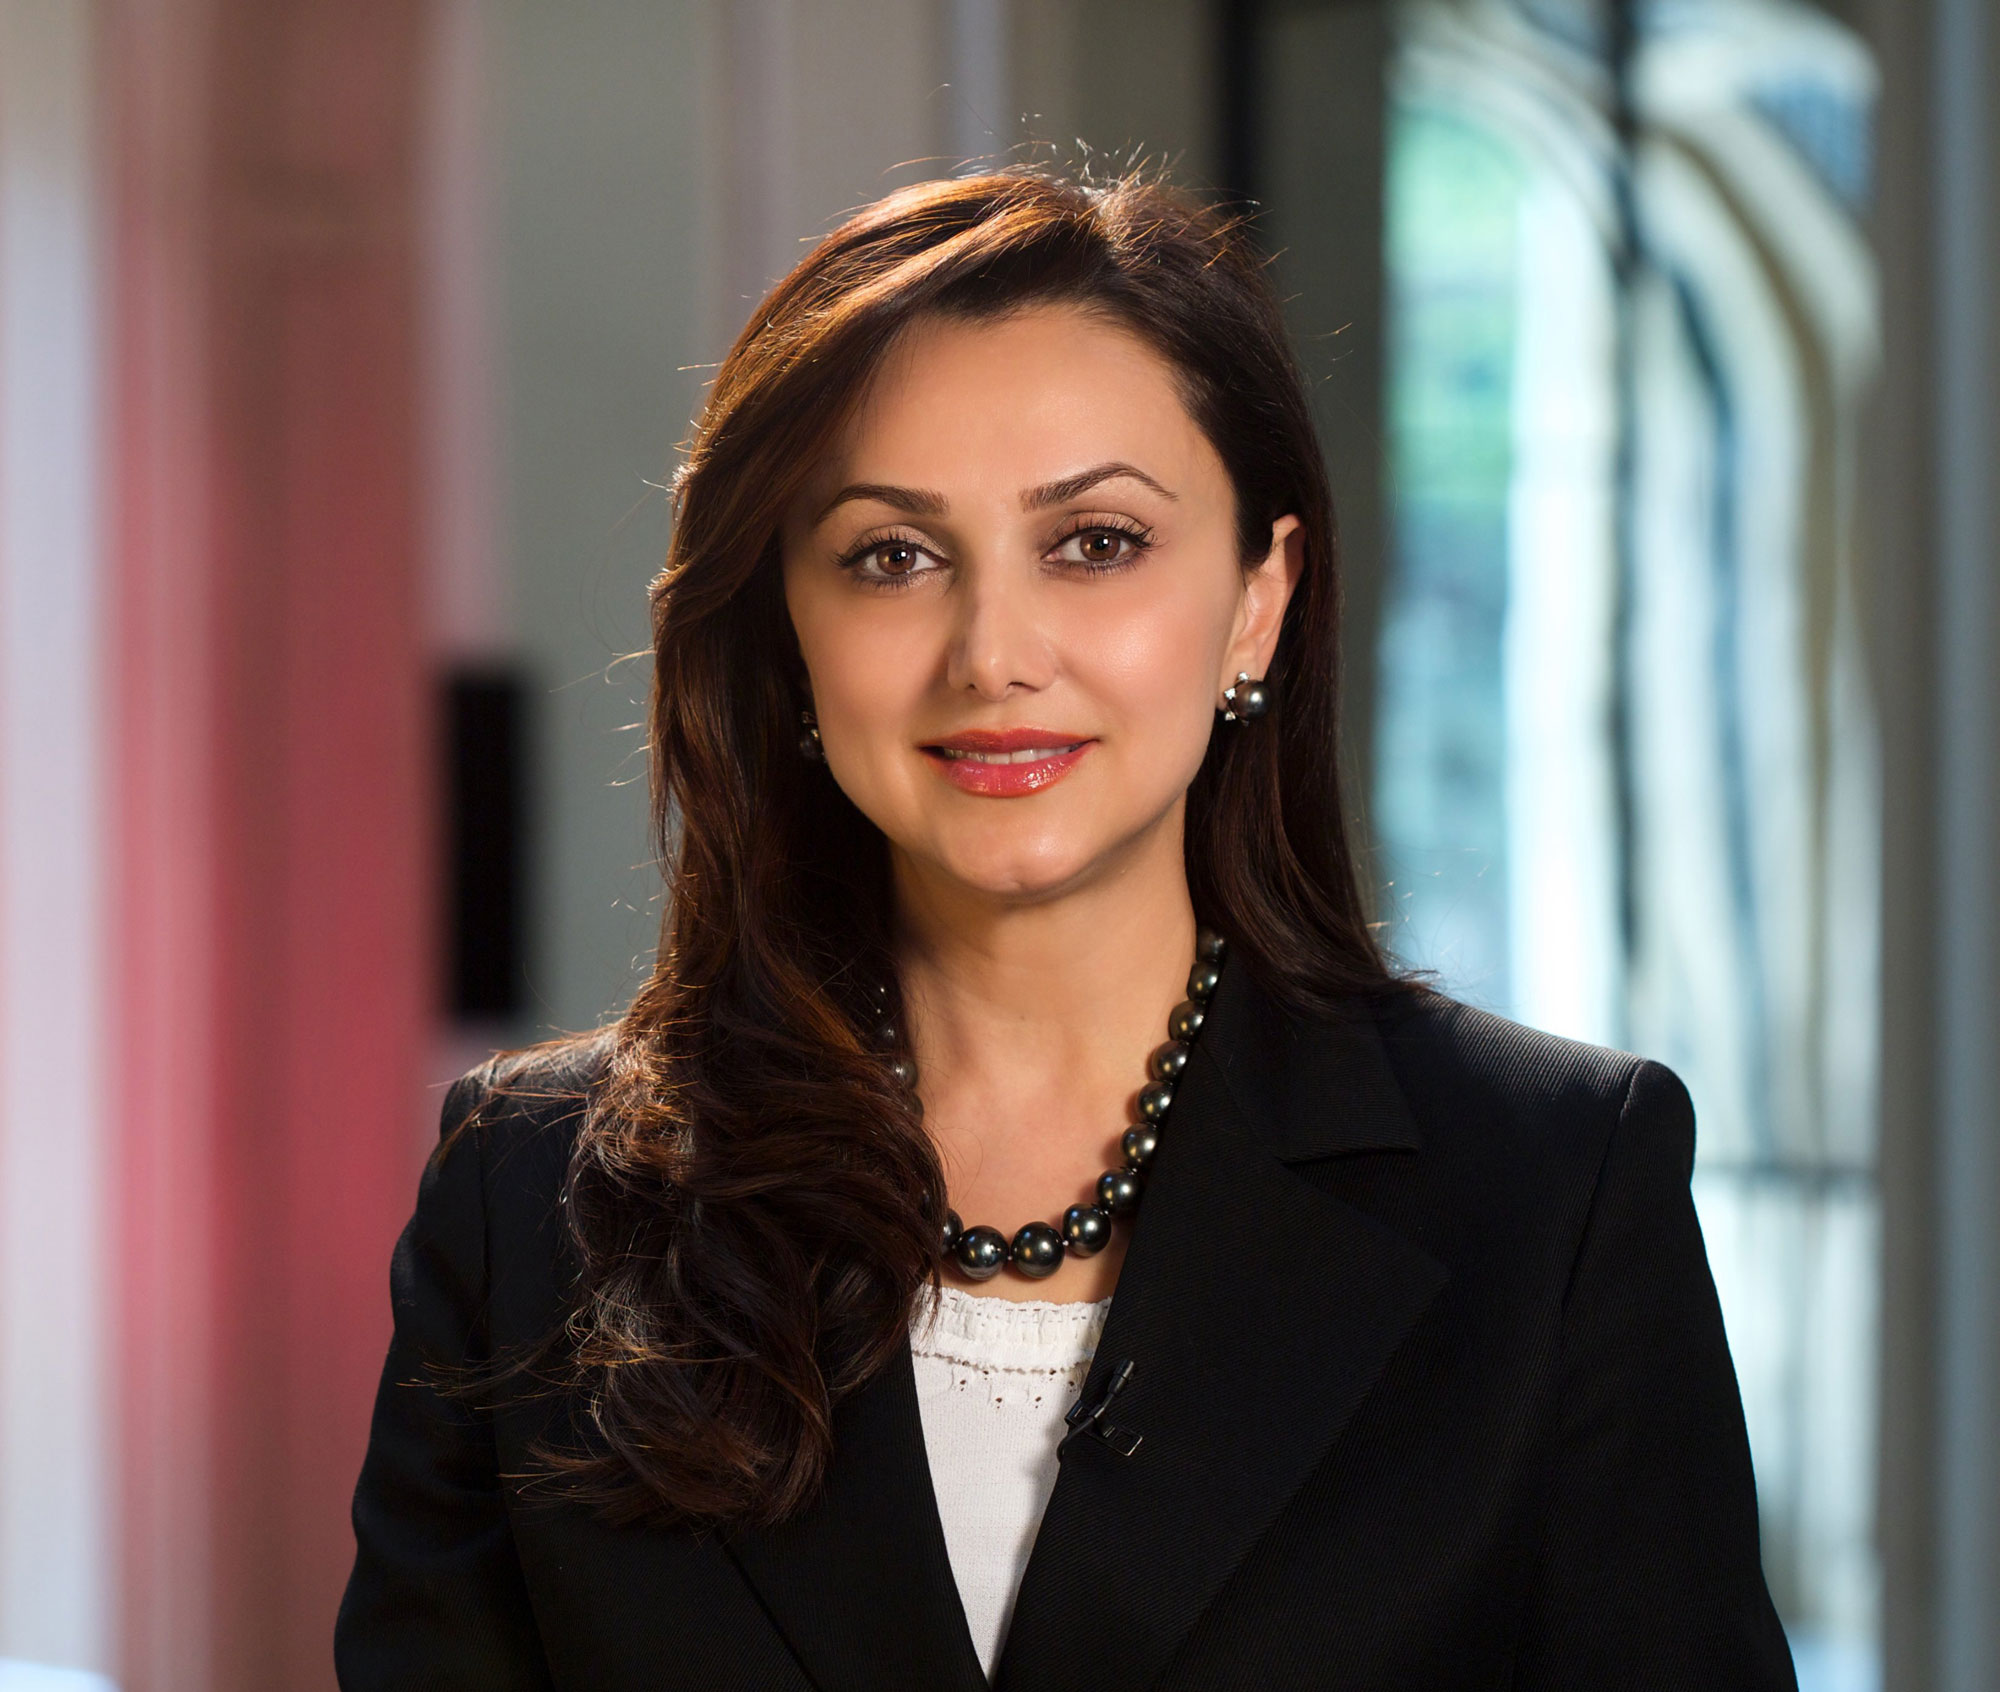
[781,304,1300,907]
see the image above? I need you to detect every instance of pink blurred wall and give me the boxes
[109,2,433,1685]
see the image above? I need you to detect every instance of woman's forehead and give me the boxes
[799,308,1218,517]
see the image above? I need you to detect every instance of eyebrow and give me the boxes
[1021,462,1179,510]
[813,481,949,524]
[813,461,1178,526]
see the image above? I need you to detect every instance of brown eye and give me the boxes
[1052,525,1148,569]
[1079,531,1123,563]
[843,535,943,584]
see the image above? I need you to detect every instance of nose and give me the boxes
[943,551,1055,701]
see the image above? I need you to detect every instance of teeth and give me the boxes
[939,744,1080,765]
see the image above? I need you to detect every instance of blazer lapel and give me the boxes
[995,966,1449,1692]
[725,1344,987,1692]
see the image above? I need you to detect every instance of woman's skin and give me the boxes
[782,305,1301,1302]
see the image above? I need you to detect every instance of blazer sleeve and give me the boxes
[1513,1061,1798,1691]
[335,1076,557,1691]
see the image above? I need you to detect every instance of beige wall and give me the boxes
[492,0,708,1035]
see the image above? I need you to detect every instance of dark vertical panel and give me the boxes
[1917,0,2000,1681]
[1217,0,1260,206]
[445,670,529,1020]
[1254,0,1391,833]
[1865,0,1939,1676]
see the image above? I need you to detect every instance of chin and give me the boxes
[925,831,1110,903]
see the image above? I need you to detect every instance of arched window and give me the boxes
[1378,2,1881,1683]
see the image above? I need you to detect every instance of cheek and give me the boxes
[810,614,929,720]
[786,575,939,770]
[1073,574,1233,754]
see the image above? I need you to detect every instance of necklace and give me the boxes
[883,929,1227,1282]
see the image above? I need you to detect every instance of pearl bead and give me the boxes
[952,1225,1009,1280]
[874,1019,900,1049]
[890,1055,917,1088]
[1061,1204,1112,1256]
[1235,679,1270,718]
[1097,1168,1142,1215]
[1010,1221,1064,1278]
[922,935,1221,1280]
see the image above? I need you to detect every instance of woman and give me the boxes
[337,171,1795,1690]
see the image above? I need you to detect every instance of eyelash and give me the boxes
[1047,513,1156,573]
[833,514,1157,588]
[834,529,939,586]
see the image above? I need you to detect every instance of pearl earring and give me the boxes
[1220,672,1270,723]
[798,708,825,761]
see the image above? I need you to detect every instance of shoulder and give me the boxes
[442,1030,612,1146]
[414,1030,616,1346]
[428,1030,615,1220]
[1355,988,1696,1212]
[1208,964,1690,1187]
[1375,991,1686,1139]
[1267,991,1708,1343]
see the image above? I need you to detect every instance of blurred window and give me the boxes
[1378,3,1881,1686]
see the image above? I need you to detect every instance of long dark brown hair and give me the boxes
[541,169,1393,1526]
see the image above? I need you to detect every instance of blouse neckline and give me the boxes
[911,1283,1111,1373]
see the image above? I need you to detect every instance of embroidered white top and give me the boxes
[909,1285,1111,1681]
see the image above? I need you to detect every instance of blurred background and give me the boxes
[0,0,1992,1687]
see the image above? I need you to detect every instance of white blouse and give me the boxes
[909,1285,1111,1680]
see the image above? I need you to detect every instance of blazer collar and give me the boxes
[722,958,1445,1692]
[1198,961,1423,1163]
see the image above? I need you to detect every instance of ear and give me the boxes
[1221,514,1305,693]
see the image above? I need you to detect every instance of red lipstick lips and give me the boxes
[920,727,1095,796]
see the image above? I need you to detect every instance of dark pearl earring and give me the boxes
[1220,672,1270,723]
[798,708,825,761]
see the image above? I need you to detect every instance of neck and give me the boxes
[888,817,1201,1303]
[889,829,1197,1048]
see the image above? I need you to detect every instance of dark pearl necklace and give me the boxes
[884,928,1227,1282]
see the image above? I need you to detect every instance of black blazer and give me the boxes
[337,962,1797,1690]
